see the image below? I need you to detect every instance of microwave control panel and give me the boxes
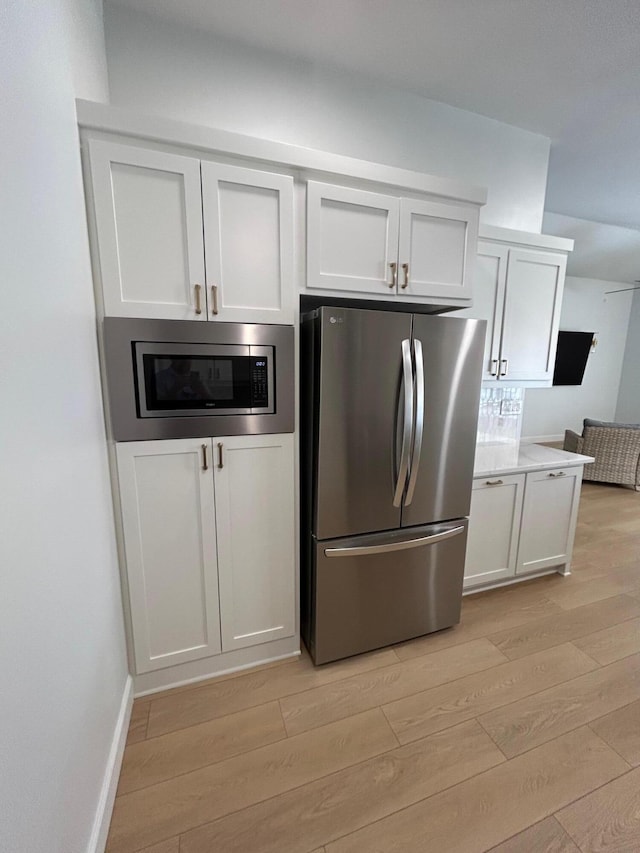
[251,358,269,407]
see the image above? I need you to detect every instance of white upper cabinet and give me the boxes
[214,433,296,652]
[87,140,295,324]
[306,182,400,294]
[306,181,477,305]
[455,228,571,387]
[116,439,221,673]
[451,242,508,381]
[397,199,476,301]
[500,249,566,383]
[201,163,295,324]
[89,141,206,320]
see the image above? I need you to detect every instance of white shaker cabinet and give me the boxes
[88,141,207,321]
[463,474,525,589]
[116,434,296,675]
[306,183,400,294]
[87,140,295,323]
[517,467,582,576]
[455,228,571,387]
[500,249,566,383]
[396,198,476,302]
[201,163,295,324]
[306,181,477,305]
[214,434,296,652]
[116,439,221,674]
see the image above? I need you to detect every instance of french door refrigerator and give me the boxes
[301,305,485,664]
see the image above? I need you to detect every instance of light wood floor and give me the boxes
[107,482,640,853]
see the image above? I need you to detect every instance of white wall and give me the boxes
[104,3,550,232]
[522,213,640,439]
[616,289,640,423]
[521,276,634,440]
[0,2,129,852]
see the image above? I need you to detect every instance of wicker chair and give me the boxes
[564,418,640,490]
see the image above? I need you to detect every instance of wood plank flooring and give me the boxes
[107,482,640,852]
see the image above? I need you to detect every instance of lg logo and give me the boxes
[329,316,344,324]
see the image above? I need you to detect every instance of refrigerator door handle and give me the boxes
[393,339,414,507]
[324,525,465,558]
[404,338,424,506]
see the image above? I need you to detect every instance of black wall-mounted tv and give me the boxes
[553,331,594,386]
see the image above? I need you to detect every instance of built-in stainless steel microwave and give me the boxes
[102,318,294,441]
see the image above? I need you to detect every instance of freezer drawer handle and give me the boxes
[405,338,424,506]
[324,525,465,558]
[393,339,414,507]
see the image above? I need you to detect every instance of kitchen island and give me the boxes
[464,442,594,591]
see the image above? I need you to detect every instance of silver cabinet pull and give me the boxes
[548,470,566,478]
[388,262,397,289]
[211,284,219,316]
[194,284,202,315]
[405,338,424,506]
[500,358,508,377]
[490,359,499,376]
[201,443,208,471]
[485,479,503,486]
[217,442,224,469]
[401,262,409,289]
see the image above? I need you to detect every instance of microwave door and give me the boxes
[134,342,274,418]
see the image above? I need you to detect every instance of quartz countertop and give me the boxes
[473,442,594,479]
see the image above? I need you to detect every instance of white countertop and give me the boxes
[473,442,594,479]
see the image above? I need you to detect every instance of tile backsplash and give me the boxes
[477,387,524,445]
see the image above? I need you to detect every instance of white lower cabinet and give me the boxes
[215,434,296,652]
[464,474,525,589]
[516,467,582,575]
[116,433,295,674]
[464,465,583,591]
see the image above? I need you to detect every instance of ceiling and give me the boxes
[107,0,640,231]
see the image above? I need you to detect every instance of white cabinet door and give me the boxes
[214,434,296,652]
[517,467,582,575]
[397,199,477,302]
[89,140,206,320]
[500,249,566,383]
[116,439,221,673]
[201,163,294,324]
[306,182,400,294]
[464,474,525,589]
[455,241,508,381]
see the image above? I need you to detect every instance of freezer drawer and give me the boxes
[307,520,468,664]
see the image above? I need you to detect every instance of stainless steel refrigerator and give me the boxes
[301,305,485,664]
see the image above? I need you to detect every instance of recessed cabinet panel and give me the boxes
[215,434,296,652]
[202,163,294,323]
[455,242,508,380]
[517,468,581,575]
[89,141,205,320]
[501,249,566,382]
[116,439,220,673]
[307,182,400,293]
[398,199,476,301]
[464,475,525,589]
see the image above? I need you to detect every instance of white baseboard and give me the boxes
[87,674,134,853]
